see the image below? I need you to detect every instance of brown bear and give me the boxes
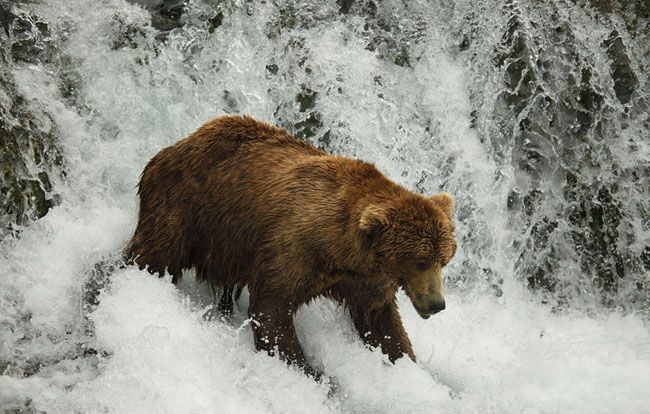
[126,115,457,376]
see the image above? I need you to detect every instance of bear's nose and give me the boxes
[429,300,446,315]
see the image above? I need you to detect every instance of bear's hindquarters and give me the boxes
[126,207,196,283]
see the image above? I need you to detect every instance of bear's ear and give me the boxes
[430,192,453,219]
[359,205,389,233]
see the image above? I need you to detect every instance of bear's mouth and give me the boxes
[411,300,445,319]
[405,289,446,319]
[417,311,432,319]
[412,304,432,319]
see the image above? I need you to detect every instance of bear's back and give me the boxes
[176,115,325,168]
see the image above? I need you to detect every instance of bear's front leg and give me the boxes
[350,300,416,363]
[249,293,319,378]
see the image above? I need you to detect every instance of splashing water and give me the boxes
[0,0,648,413]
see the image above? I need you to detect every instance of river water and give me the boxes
[0,0,648,412]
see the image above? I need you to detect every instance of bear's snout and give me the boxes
[429,300,446,314]
[404,264,446,319]
[413,299,446,319]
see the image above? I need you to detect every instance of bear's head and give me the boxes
[359,192,457,318]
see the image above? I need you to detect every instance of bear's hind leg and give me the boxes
[217,285,235,316]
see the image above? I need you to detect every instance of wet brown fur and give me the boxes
[126,115,457,374]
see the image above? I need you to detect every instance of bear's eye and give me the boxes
[415,261,430,271]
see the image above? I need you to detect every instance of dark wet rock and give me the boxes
[126,0,186,34]
[603,31,638,105]
[265,0,420,68]
[267,3,329,35]
[1,3,57,64]
[265,63,279,75]
[208,10,224,33]
[337,0,354,15]
[586,0,650,38]
[352,1,424,68]
[451,0,649,313]
[0,3,64,237]
[110,12,149,49]
[83,259,119,312]
[0,90,63,237]
[296,85,317,113]
[222,89,241,114]
[294,112,323,140]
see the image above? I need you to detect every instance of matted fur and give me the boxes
[126,115,457,375]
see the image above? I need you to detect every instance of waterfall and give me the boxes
[1,1,648,412]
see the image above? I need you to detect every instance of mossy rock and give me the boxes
[0,2,64,237]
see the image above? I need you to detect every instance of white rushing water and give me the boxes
[1,0,649,413]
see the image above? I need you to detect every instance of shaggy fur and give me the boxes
[126,115,457,375]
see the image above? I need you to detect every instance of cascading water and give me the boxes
[445,0,649,315]
[0,0,648,413]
